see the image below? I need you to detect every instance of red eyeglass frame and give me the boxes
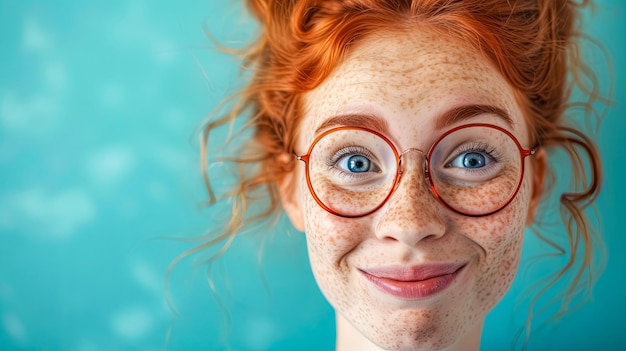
[295,123,536,218]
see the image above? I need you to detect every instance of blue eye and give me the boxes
[462,152,486,168]
[342,155,372,173]
[329,146,382,176]
[451,152,490,169]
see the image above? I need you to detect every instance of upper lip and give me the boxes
[360,262,467,281]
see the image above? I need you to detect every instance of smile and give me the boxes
[359,263,467,299]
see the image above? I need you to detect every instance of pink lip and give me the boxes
[360,263,467,299]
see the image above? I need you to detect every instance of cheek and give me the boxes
[465,177,532,308]
[299,178,370,266]
[459,169,532,247]
[300,199,362,307]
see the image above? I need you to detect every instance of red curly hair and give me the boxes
[178,0,606,346]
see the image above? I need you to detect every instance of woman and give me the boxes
[193,0,605,350]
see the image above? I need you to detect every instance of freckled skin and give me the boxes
[284,29,537,351]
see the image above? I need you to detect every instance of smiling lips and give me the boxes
[360,263,466,299]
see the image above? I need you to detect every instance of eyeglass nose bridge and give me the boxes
[397,147,429,177]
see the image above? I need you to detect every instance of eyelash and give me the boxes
[327,146,376,168]
[446,141,502,168]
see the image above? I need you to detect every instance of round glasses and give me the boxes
[295,123,536,218]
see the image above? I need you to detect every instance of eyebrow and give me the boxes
[435,104,514,130]
[314,104,513,135]
[314,113,390,135]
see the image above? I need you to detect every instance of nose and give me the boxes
[374,151,446,246]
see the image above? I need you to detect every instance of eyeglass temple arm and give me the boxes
[524,145,539,157]
[294,152,309,162]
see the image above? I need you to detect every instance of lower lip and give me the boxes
[361,266,465,299]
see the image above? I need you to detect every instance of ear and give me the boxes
[278,154,305,232]
[527,148,546,224]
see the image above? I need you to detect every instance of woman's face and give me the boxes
[282,29,541,351]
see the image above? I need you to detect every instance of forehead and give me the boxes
[300,29,527,149]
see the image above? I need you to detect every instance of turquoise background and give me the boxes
[0,1,624,350]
